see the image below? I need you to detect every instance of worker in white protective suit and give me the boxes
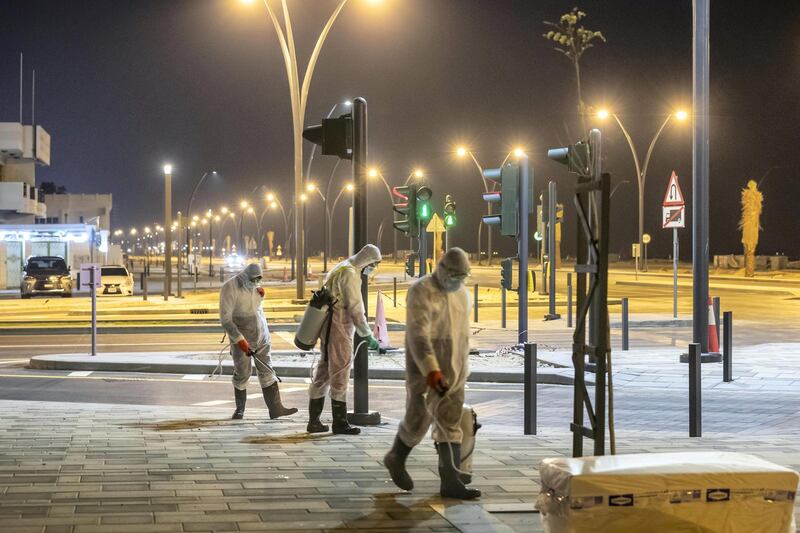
[383,247,480,500]
[307,244,382,435]
[220,263,297,420]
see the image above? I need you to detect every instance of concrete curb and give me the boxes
[615,279,794,296]
[28,355,577,385]
[0,323,407,335]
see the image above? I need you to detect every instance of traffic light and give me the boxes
[547,142,590,174]
[417,186,432,224]
[302,114,353,160]
[482,164,520,237]
[392,185,418,237]
[443,194,456,228]
[405,253,417,277]
[500,257,514,291]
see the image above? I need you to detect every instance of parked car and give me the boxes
[21,256,73,298]
[225,254,245,270]
[100,265,134,296]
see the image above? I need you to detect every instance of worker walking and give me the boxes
[220,263,297,420]
[383,248,480,499]
[307,244,382,435]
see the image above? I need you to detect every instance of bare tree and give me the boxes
[543,8,606,136]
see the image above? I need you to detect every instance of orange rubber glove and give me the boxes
[256,287,265,297]
[426,369,448,395]
[237,339,251,354]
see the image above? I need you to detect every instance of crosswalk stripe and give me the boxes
[182,374,205,380]
[192,399,231,406]
[68,371,93,377]
[274,331,296,345]
[0,359,30,365]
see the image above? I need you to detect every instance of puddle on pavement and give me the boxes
[124,418,232,431]
[241,433,331,444]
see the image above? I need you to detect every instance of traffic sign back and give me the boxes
[663,171,685,206]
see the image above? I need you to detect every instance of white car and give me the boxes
[100,265,134,296]
[225,254,245,271]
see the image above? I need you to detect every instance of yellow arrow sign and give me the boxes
[426,213,445,233]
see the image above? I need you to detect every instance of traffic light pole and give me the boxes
[350,97,380,426]
[517,156,530,344]
[419,231,428,277]
[545,180,560,320]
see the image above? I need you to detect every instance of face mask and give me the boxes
[363,265,376,275]
[445,278,463,292]
[243,277,260,290]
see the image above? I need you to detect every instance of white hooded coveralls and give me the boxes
[309,245,381,402]
[219,264,276,390]
[397,259,471,446]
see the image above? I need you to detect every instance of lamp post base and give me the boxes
[347,411,381,426]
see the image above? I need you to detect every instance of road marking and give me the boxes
[68,371,93,377]
[193,399,231,406]
[182,374,205,380]
[0,359,29,365]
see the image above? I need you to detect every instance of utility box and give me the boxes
[536,452,798,533]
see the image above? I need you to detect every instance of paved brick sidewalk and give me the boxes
[1,400,799,532]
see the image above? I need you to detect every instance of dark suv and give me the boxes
[21,256,73,298]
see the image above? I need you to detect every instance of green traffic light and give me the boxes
[419,203,430,220]
[445,214,456,227]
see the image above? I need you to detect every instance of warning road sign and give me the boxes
[663,171,685,207]
[662,205,685,229]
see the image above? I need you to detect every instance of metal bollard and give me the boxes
[621,297,629,351]
[524,343,537,435]
[393,277,397,308]
[688,342,702,437]
[567,273,573,328]
[501,286,507,329]
[473,284,478,323]
[713,296,721,347]
[723,311,733,382]
[219,267,225,282]
[193,270,198,293]
[141,272,148,301]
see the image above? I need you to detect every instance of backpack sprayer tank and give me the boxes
[294,287,336,351]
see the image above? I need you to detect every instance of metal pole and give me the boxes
[393,277,397,307]
[419,231,427,277]
[723,311,732,382]
[473,284,478,323]
[567,272,573,328]
[546,180,559,320]
[673,227,678,318]
[177,212,183,298]
[692,0,710,354]
[90,265,97,356]
[208,220,213,277]
[621,297,629,351]
[141,272,147,301]
[350,97,378,425]
[163,172,172,300]
[689,342,702,437]
[323,198,328,272]
[713,296,721,348]
[518,156,530,343]
[501,286,507,329]
[523,343,537,435]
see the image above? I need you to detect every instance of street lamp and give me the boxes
[305,182,332,271]
[162,164,172,300]
[243,0,379,300]
[596,107,689,271]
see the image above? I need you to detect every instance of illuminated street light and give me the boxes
[220,206,229,214]
[130,228,138,236]
[306,183,317,193]
[513,147,525,158]
[368,167,379,178]
[414,169,424,179]
[456,146,468,158]
[345,183,354,191]
[265,192,275,202]
[240,200,249,210]
[595,106,689,270]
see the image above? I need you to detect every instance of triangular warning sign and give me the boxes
[662,171,685,207]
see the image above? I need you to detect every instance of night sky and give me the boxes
[2,0,799,260]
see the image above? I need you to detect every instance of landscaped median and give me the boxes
[27,350,579,385]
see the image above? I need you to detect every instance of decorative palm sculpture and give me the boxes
[739,180,763,277]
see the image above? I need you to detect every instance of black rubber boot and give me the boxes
[331,400,360,435]
[383,436,414,491]
[306,397,329,433]
[437,443,481,500]
[232,388,247,420]
[261,383,298,419]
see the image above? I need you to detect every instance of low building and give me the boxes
[0,122,49,224]
[43,193,113,230]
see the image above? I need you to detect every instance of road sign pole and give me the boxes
[90,265,97,356]
[673,227,678,318]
